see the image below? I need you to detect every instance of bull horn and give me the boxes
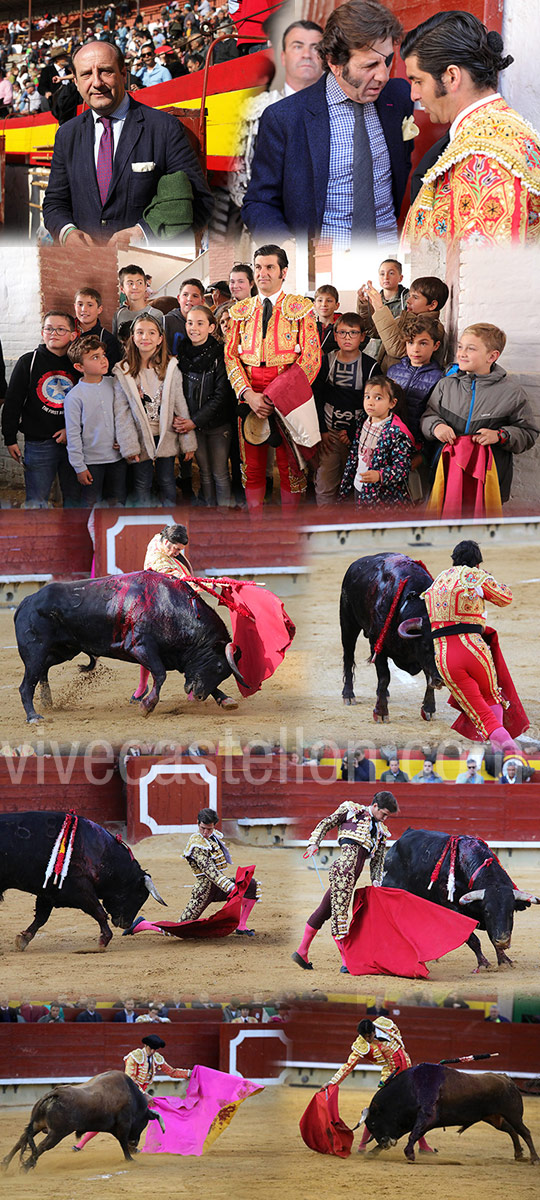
[144,874,167,906]
[225,642,248,688]
[397,617,423,638]
[513,889,540,904]
[459,889,486,904]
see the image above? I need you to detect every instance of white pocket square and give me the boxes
[131,161,156,173]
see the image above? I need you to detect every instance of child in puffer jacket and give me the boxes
[175,305,234,507]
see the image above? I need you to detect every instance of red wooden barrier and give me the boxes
[286,1003,540,1075]
[0,757,124,824]
[219,1024,288,1081]
[126,756,222,842]
[0,1022,222,1079]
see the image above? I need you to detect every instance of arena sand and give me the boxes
[1,1086,539,1200]
[0,837,538,999]
[1,542,539,748]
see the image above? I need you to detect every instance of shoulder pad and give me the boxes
[128,1048,145,1064]
[281,294,315,320]
[229,297,258,321]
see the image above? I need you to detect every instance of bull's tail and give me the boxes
[78,656,98,674]
[148,1108,166,1135]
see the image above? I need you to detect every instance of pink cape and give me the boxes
[217,580,295,698]
[142,1064,263,1155]
[299,1084,354,1157]
[448,626,529,740]
[155,866,255,939]
[337,887,478,979]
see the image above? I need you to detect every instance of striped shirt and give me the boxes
[321,71,397,247]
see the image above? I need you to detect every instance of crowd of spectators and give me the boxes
[0,1,263,119]
[0,994,287,1022]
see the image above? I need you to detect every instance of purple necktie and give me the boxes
[96,116,114,205]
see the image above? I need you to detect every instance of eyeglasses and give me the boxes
[43,326,72,334]
[336,330,360,338]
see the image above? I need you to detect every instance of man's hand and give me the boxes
[243,388,274,418]
[303,844,318,859]
[53,429,67,445]
[336,429,350,445]
[77,468,93,485]
[433,422,456,444]
[472,428,499,446]
[184,450,195,462]
[174,416,196,433]
[64,229,94,247]
[108,225,145,249]
[7,443,22,463]
[126,454,140,463]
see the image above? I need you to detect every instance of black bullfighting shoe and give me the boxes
[122,915,146,936]
[291,951,313,970]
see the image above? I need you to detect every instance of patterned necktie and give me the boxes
[262,297,273,339]
[96,116,114,205]
[352,103,376,236]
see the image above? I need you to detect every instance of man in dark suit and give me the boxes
[75,999,103,1023]
[42,40,213,248]
[242,0,414,243]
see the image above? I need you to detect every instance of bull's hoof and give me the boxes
[98,934,113,949]
[497,954,514,968]
[26,714,44,725]
[373,711,389,723]
[342,696,357,706]
[421,708,432,722]
[15,932,31,952]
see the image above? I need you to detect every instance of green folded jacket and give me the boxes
[143,170,194,238]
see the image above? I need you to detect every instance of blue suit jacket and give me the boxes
[242,73,414,239]
[42,95,214,239]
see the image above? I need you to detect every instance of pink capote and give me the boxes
[299,1083,354,1157]
[142,1064,263,1155]
[155,865,255,939]
[337,886,478,978]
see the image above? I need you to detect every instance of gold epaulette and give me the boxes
[229,296,259,321]
[281,293,315,320]
[423,101,540,194]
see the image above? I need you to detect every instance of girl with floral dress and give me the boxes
[339,376,415,508]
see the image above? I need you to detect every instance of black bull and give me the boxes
[15,570,247,722]
[339,553,443,721]
[2,1071,165,1170]
[0,811,166,950]
[383,828,540,970]
[364,1063,539,1163]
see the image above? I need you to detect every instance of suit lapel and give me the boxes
[304,75,330,228]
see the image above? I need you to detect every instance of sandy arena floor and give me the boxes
[299,542,540,747]
[1,1086,539,1200]
[0,838,539,1000]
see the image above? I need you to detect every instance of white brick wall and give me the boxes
[0,248,42,489]
[502,0,540,129]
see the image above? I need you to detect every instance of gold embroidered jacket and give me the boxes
[224,291,321,398]
[330,1018,409,1085]
[144,533,193,577]
[124,1047,190,1091]
[404,97,540,245]
[422,565,512,628]
[307,804,390,885]
[183,831,234,892]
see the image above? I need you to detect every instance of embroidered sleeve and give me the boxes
[308,804,351,847]
[224,319,251,399]
[478,571,513,607]
[329,1035,370,1085]
[161,1058,191,1079]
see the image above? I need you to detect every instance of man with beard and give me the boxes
[242,0,414,244]
[402,10,540,244]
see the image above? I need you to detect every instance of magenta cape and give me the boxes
[299,1084,354,1157]
[219,579,295,698]
[448,626,529,740]
[155,866,255,939]
[142,1064,263,1155]
[337,887,478,978]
